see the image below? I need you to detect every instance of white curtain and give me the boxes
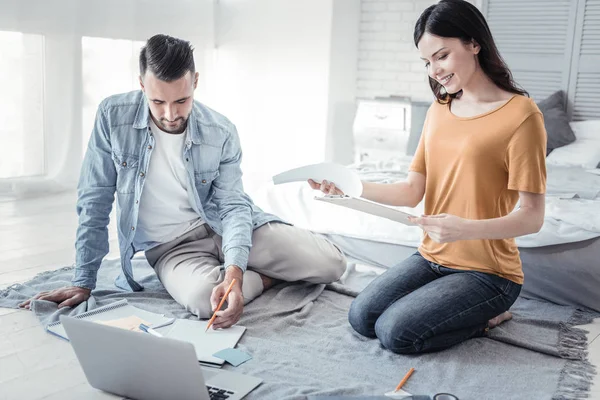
[0,32,45,182]
[0,0,215,200]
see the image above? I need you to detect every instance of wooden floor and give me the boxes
[0,192,599,399]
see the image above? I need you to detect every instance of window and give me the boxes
[0,31,45,179]
[82,37,145,153]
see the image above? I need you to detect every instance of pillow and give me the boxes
[546,120,600,169]
[569,119,600,141]
[536,91,576,155]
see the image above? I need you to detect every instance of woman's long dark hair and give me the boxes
[414,0,528,104]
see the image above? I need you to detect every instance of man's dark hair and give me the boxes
[139,34,195,82]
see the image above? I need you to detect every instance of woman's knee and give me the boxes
[375,316,423,355]
[348,295,378,338]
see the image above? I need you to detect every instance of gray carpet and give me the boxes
[0,257,598,400]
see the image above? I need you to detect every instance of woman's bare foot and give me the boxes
[488,311,512,329]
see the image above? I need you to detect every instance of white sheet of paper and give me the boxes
[165,319,246,365]
[384,389,412,398]
[586,168,600,176]
[272,162,363,197]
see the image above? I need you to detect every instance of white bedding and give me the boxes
[250,156,600,248]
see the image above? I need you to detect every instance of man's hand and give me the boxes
[209,266,244,329]
[18,286,92,310]
[410,214,471,243]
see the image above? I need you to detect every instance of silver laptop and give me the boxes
[61,315,262,400]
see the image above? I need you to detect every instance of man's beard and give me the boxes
[159,117,188,134]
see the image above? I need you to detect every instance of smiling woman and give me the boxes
[312,0,548,356]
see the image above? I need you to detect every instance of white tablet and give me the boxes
[315,195,417,226]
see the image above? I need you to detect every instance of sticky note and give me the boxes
[98,316,150,332]
[212,348,252,367]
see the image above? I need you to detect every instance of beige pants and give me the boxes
[145,222,347,318]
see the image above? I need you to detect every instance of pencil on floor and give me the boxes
[394,367,415,392]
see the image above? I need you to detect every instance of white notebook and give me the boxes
[46,299,171,341]
[163,319,247,367]
[315,195,417,226]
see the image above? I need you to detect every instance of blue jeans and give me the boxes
[348,252,521,354]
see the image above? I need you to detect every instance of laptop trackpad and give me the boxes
[200,367,219,381]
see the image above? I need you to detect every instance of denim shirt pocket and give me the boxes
[194,170,220,199]
[112,152,139,194]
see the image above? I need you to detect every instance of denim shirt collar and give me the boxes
[132,92,202,145]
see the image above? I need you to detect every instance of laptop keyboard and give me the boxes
[207,385,235,399]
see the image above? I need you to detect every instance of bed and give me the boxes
[250,119,600,313]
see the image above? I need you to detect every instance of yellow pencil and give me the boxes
[205,279,236,332]
[394,367,415,392]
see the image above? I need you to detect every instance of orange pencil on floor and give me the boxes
[394,367,415,392]
[205,278,237,332]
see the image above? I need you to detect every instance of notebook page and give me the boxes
[165,319,246,365]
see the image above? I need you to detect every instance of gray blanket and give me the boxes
[0,258,597,400]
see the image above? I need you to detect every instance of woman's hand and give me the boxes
[409,214,471,243]
[307,179,345,196]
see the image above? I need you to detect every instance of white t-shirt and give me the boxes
[133,119,204,251]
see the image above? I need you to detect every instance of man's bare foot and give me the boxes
[488,311,512,329]
[259,274,281,290]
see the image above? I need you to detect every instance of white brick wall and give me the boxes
[357,0,481,101]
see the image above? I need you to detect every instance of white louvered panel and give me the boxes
[493,40,566,54]
[512,71,563,101]
[485,0,575,104]
[573,72,600,120]
[487,1,572,55]
[488,0,571,8]
[567,0,600,119]
[581,0,600,54]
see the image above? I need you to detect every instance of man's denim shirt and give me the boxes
[73,90,281,291]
